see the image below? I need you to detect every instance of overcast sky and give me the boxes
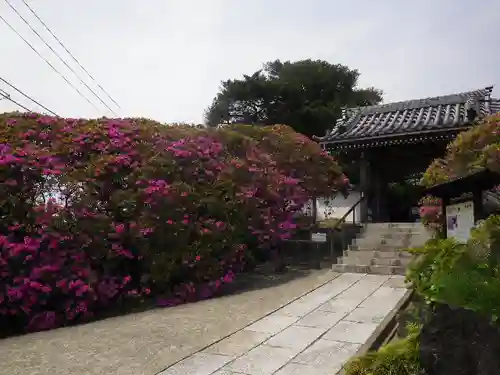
[0,0,499,123]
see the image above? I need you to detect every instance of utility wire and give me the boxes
[0,88,34,112]
[0,88,10,99]
[0,75,59,116]
[21,0,121,109]
[0,13,100,112]
[5,0,117,116]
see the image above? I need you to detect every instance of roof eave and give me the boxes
[320,126,472,147]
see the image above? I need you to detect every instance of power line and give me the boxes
[0,88,34,112]
[0,13,100,112]
[0,88,10,99]
[0,76,59,116]
[5,0,117,116]
[21,0,121,109]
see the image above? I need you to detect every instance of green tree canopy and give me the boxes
[205,59,383,138]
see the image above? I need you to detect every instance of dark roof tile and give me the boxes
[317,86,499,145]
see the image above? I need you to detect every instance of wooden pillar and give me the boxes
[359,151,369,223]
[370,155,381,222]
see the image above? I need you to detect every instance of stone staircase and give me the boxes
[331,222,431,275]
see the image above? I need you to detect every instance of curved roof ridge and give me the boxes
[349,85,494,115]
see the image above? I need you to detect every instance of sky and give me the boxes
[0,0,499,124]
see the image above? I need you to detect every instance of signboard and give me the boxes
[445,201,474,243]
[311,232,327,243]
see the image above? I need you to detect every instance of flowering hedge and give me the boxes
[420,114,500,230]
[0,113,344,334]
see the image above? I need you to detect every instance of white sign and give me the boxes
[311,232,327,243]
[445,200,474,243]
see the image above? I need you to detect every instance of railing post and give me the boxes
[329,228,334,263]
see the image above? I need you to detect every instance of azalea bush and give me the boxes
[0,113,344,334]
[420,114,500,230]
[418,196,442,232]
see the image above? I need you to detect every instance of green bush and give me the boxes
[406,216,500,319]
[344,323,422,375]
[419,114,500,231]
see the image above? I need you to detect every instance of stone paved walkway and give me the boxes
[0,271,408,375]
[0,269,337,375]
[160,273,409,375]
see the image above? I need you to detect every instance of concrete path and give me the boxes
[0,269,337,375]
[160,273,409,375]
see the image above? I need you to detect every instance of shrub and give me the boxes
[418,196,442,232]
[344,323,422,375]
[0,113,344,333]
[406,216,500,319]
[419,114,500,231]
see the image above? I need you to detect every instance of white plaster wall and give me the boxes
[303,191,362,223]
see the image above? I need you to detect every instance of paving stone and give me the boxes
[312,274,362,297]
[245,314,298,335]
[343,306,392,324]
[383,275,409,289]
[364,286,404,299]
[278,300,320,318]
[202,329,272,358]
[274,362,336,375]
[265,325,325,350]
[298,275,363,305]
[359,274,391,284]
[317,296,362,315]
[292,339,346,367]
[158,353,232,375]
[342,342,363,354]
[359,287,407,309]
[333,272,367,284]
[224,344,297,375]
[295,309,344,329]
[296,290,333,307]
[333,282,382,301]
[323,320,379,344]
[292,339,361,371]
[211,370,249,375]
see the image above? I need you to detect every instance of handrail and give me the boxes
[330,193,365,231]
[327,194,366,261]
[280,194,366,268]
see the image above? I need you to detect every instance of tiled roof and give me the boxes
[317,86,500,146]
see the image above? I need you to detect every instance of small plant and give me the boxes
[344,323,422,375]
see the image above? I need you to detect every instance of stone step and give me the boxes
[338,255,412,267]
[352,238,428,249]
[338,256,401,266]
[355,233,429,242]
[349,244,416,252]
[344,249,413,259]
[361,230,427,238]
[364,223,426,230]
[331,263,407,276]
[361,232,429,241]
[330,221,428,276]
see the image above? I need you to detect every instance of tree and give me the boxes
[205,59,383,138]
